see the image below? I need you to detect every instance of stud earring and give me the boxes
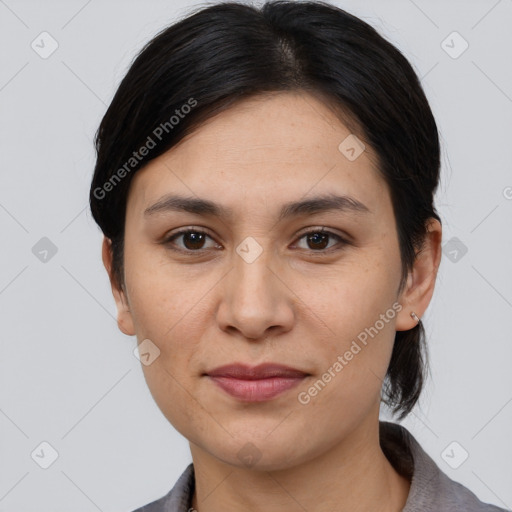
[410,311,420,324]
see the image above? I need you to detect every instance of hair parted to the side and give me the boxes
[89,0,441,420]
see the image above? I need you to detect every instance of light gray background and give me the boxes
[1,0,511,510]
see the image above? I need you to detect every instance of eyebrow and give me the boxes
[143,193,371,221]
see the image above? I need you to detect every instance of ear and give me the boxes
[395,218,442,331]
[101,236,135,336]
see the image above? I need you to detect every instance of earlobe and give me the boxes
[395,219,442,331]
[101,236,136,336]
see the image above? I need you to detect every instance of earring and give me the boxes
[410,311,420,324]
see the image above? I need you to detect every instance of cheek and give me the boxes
[292,252,400,399]
[124,242,225,377]
[140,362,201,442]
[123,241,205,338]
[294,314,396,436]
[128,281,205,371]
[129,269,208,438]
[292,249,399,336]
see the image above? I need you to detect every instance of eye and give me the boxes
[163,227,349,254]
[164,229,221,252]
[293,229,348,252]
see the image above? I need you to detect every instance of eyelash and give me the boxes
[162,227,350,256]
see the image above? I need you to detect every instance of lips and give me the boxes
[206,363,309,380]
[205,363,309,402]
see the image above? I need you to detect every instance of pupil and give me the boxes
[308,232,328,250]
[184,232,205,250]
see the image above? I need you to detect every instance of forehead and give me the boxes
[127,91,389,217]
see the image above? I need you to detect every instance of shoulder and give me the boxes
[379,421,509,512]
[432,477,509,512]
[129,463,195,512]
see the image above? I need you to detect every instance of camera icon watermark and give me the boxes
[32,237,58,263]
[338,134,366,161]
[237,442,262,467]
[441,441,469,469]
[442,236,468,263]
[236,236,263,264]
[31,441,59,469]
[441,31,469,59]
[31,31,59,59]
[133,338,161,366]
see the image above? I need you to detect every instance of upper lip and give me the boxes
[205,363,309,380]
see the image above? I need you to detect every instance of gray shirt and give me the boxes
[131,421,509,511]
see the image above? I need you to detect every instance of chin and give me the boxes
[207,434,311,472]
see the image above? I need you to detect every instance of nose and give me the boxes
[215,250,295,341]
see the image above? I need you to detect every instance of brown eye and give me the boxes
[165,229,220,252]
[181,231,207,250]
[295,230,346,252]
[306,232,330,250]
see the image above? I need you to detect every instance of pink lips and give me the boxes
[205,363,309,402]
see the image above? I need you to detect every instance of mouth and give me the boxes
[204,363,310,402]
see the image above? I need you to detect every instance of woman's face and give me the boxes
[107,91,425,470]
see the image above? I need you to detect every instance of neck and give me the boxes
[189,416,410,512]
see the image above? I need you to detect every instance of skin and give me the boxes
[102,91,442,512]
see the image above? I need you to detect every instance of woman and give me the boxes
[89,1,508,511]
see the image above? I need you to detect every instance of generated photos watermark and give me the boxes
[297,301,403,405]
[93,97,197,200]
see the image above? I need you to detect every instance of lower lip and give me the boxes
[207,375,307,402]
